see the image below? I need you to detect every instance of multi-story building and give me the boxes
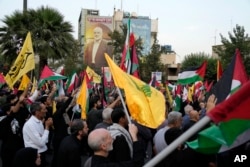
[160,45,180,82]
[78,8,179,81]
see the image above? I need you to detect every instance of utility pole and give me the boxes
[121,0,123,11]
[23,0,27,12]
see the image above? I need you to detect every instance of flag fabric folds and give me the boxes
[77,73,90,119]
[165,83,173,107]
[173,84,181,111]
[39,65,67,88]
[18,74,30,90]
[177,61,207,85]
[149,74,160,88]
[31,76,37,93]
[105,54,165,129]
[66,72,78,94]
[187,80,250,154]
[120,19,139,78]
[86,66,101,83]
[0,73,6,84]
[187,49,249,154]
[217,60,223,81]
[208,49,248,104]
[5,32,35,88]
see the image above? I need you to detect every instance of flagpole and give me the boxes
[116,87,131,124]
[143,116,211,167]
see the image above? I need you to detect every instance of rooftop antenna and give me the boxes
[137,4,139,15]
[214,29,217,45]
[121,0,123,11]
[95,0,97,9]
[230,17,233,32]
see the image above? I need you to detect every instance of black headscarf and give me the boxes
[12,147,39,167]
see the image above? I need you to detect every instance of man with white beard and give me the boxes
[84,124,145,167]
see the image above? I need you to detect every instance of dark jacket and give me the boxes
[108,135,131,162]
[89,141,144,167]
[12,147,38,167]
[57,135,83,167]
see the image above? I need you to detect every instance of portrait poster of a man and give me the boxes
[84,16,113,71]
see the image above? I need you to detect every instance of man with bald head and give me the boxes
[182,109,200,141]
[84,124,144,167]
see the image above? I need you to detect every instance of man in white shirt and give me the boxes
[23,102,53,167]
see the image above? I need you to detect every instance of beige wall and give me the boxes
[160,53,176,64]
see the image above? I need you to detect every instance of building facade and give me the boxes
[78,8,179,81]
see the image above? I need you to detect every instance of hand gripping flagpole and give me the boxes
[116,87,132,124]
[143,116,211,167]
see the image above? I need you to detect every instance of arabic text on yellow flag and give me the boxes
[5,32,35,88]
[18,74,30,90]
[86,66,101,83]
[105,54,166,129]
[76,74,89,119]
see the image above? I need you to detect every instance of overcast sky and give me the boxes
[1,0,250,62]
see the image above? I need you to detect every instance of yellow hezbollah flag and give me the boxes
[165,83,173,107]
[105,54,166,129]
[52,100,57,114]
[86,66,101,83]
[5,32,35,88]
[31,77,37,93]
[76,74,89,119]
[188,84,194,102]
[18,74,30,90]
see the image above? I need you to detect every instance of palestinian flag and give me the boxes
[173,84,182,111]
[229,49,248,95]
[208,49,248,104]
[203,80,214,92]
[39,65,67,88]
[177,61,207,85]
[166,81,175,92]
[187,80,250,154]
[187,49,249,154]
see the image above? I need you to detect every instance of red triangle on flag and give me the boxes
[0,73,6,83]
[40,65,54,79]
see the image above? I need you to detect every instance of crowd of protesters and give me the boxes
[0,80,250,167]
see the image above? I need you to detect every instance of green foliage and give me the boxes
[139,34,165,83]
[108,24,144,64]
[214,24,250,75]
[181,52,217,81]
[0,6,77,74]
[49,40,84,76]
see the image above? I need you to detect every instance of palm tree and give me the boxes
[0,6,76,75]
